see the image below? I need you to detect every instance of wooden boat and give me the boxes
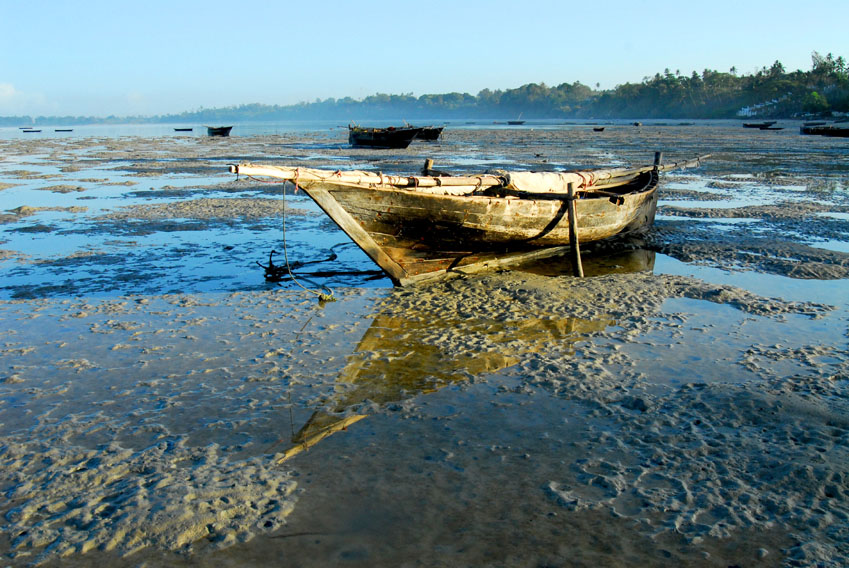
[593,127,605,132]
[820,127,849,137]
[800,125,849,137]
[348,125,423,148]
[414,126,445,141]
[206,125,233,136]
[230,153,708,286]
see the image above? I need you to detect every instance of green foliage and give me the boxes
[6,53,847,124]
[802,91,830,113]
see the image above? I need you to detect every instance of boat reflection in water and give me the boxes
[278,246,655,462]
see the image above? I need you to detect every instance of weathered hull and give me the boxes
[801,125,849,137]
[348,126,423,148]
[415,126,445,140]
[207,126,232,136]
[298,173,658,284]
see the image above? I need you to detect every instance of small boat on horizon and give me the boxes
[348,125,423,149]
[174,127,193,132]
[54,129,73,132]
[206,125,233,136]
[743,121,776,128]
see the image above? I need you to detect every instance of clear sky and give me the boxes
[1,0,847,117]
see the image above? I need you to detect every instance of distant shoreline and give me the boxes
[3,110,844,128]
[3,54,847,126]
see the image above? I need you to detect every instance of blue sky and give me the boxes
[1,0,847,116]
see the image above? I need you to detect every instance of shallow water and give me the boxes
[1,123,848,567]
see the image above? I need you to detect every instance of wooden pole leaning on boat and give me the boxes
[566,182,584,278]
[229,164,505,190]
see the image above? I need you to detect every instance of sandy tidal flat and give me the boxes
[0,123,848,566]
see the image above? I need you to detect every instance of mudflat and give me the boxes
[0,123,847,566]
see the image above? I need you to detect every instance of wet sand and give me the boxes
[1,123,848,566]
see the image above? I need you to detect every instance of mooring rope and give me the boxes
[244,172,335,302]
[280,173,335,302]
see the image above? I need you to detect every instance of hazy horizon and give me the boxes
[2,0,847,117]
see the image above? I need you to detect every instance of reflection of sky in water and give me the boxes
[654,253,849,308]
[808,239,849,253]
[1,148,391,298]
[660,198,773,209]
[447,156,511,167]
[656,216,761,226]
[818,212,849,221]
[1,216,385,298]
[2,124,848,300]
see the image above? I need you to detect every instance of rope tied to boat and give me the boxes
[277,176,336,302]
[575,171,595,190]
[237,166,335,303]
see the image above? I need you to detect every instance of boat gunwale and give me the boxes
[228,154,709,285]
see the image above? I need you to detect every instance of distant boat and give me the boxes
[743,121,776,128]
[414,125,445,141]
[803,121,827,126]
[174,127,193,132]
[508,113,525,125]
[800,125,849,137]
[348,125,423,149]
[22,129,41,133]
[54,129,73,132]
[593,127,605,132]
[819,127,849,137]
[206,126,233,136]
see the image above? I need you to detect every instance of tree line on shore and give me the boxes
[3,52,846,126]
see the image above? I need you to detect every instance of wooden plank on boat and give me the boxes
[306,187,409,284]
[229,153,707,286]
[230,156,709,196]
[567,183,584,277]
